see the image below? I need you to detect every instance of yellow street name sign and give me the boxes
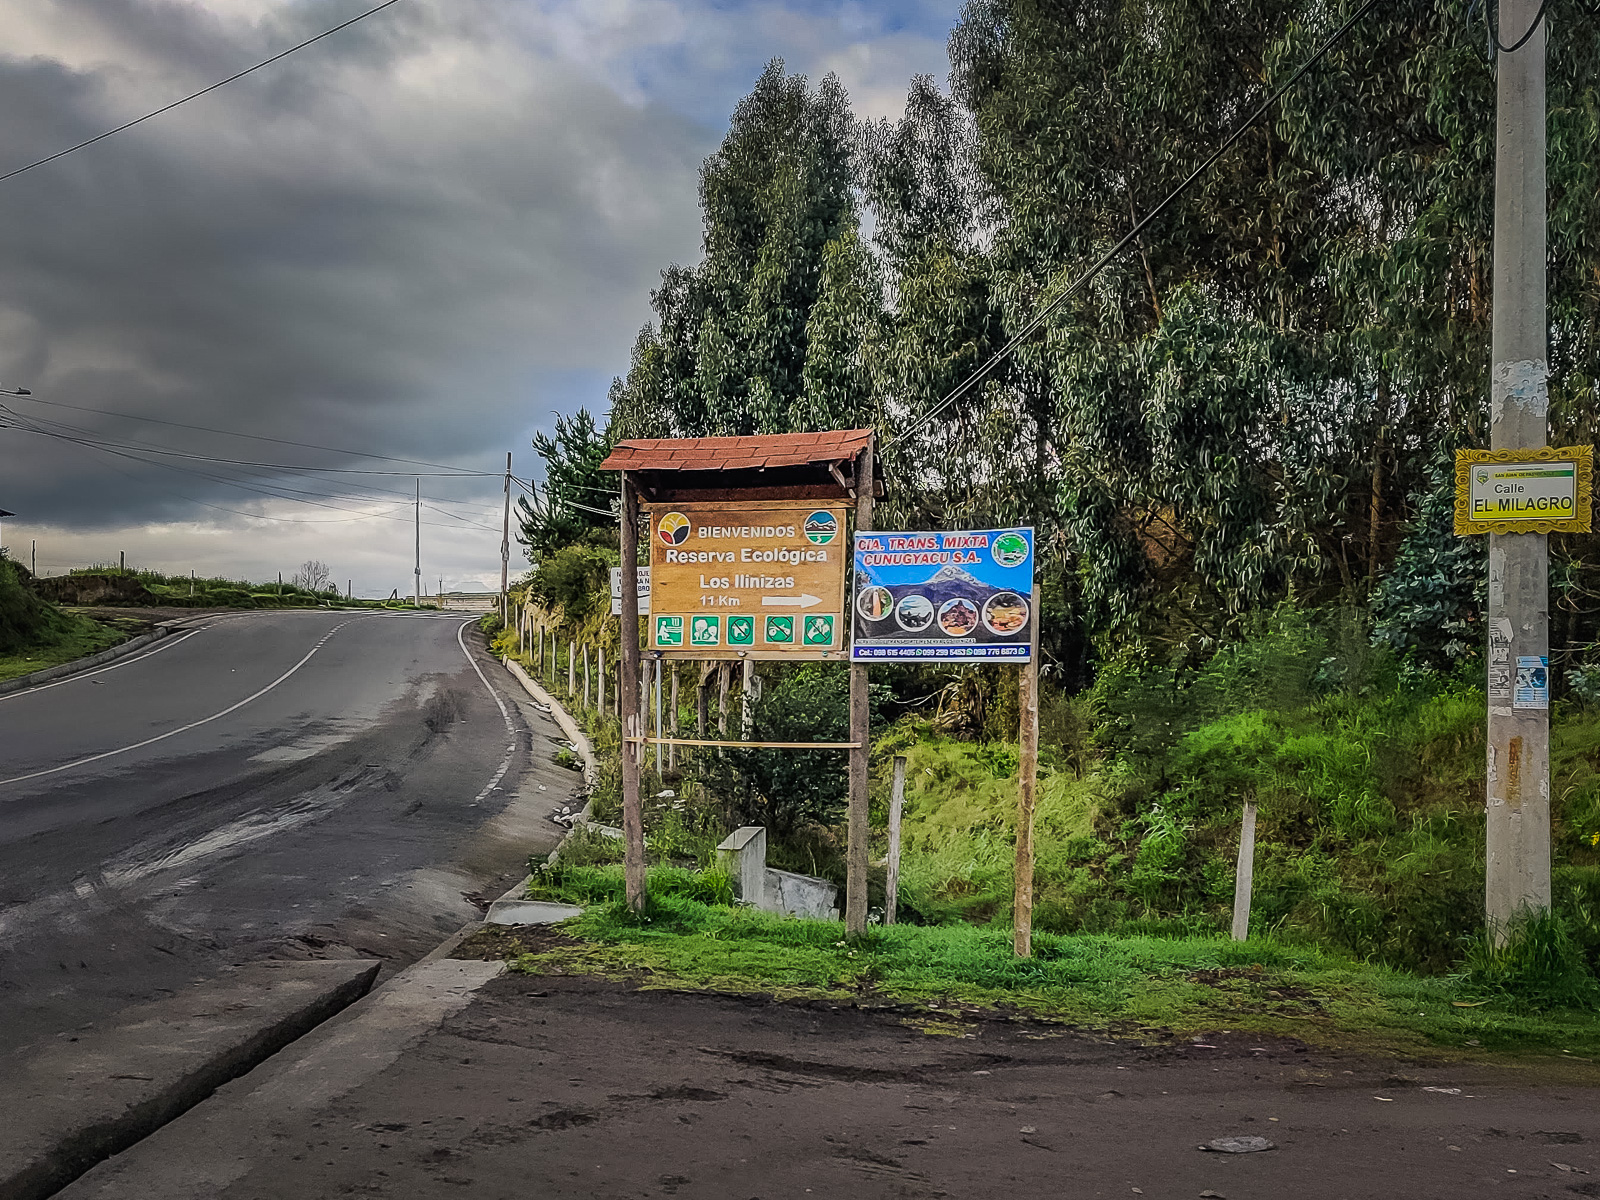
[1454,446,1593,535]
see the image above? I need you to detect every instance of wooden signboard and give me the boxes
[646,500,848,659]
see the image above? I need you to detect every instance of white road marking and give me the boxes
[455,619,517,804]
[0,627,204,703]
[0,616,373,788]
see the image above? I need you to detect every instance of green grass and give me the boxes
[505,887,1600,1067]
[0,611,127,682]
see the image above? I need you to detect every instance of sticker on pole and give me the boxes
[1455,447,1593,535]
[850,528,1034,662]
[1514,655,1549,709]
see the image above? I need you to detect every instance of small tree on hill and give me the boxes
[292,560,332,592]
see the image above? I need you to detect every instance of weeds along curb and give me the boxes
[0,627,167,696]
[415,651,601,960]
[498,655,599,885]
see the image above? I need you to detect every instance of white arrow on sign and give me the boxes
[761,593,823,608]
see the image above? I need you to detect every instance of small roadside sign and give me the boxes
[610,565,651,615]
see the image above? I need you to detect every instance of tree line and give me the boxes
[527,0,1600,686]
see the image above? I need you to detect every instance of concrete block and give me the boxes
[716,825,767,907]
[0,959,379,1200]
[765,868,839,919]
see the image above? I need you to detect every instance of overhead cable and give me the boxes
[0,0,406,186]
[3,392,488,474]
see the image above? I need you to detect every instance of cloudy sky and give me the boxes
[0,0,959,595]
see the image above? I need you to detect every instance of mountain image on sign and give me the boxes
[804,511,838,544]
[857,562,1026,643]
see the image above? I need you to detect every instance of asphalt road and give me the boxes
[0,609,574,1057]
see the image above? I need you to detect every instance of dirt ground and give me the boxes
[203,966,1600,1200]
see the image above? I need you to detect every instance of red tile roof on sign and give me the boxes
[600,429,873,473]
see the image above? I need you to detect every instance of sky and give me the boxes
[0,0,960,596]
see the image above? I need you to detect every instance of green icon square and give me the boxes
[802,614,835,646]
[690,615,720,646]
[728,616,754,645]
[765,615,794,644]
[655,616,683,646]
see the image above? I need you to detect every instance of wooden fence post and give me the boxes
[1232,801,1259,942]
[669,665,679,770]
[886,755,907,925]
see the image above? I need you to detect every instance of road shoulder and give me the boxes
[1,959,379,1200]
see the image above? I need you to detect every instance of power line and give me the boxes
[0,0,406,186]
[0,417,497,476]
[885,0,1383,450]
[3,392,489,475]
[1489,0,1550,53]
[7,403,505,514]
[5,422,491,531]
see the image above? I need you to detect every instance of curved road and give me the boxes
[0,609,572,1056]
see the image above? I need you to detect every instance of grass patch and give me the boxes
[506,894,1600,1064]
[0,609,127,682]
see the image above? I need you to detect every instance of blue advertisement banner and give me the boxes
[850,528,1034,662]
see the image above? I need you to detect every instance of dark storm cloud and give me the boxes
[0,0,711,527]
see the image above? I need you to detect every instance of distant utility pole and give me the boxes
[500,452,512,625]
[413,478,422,608]
[1486,0,1551,942]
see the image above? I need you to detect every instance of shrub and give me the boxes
[0,557,60,653]
[527,543,612,624]
[1462,911,1600,1010]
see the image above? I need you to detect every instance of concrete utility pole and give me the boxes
[1486,0,1551,942]
[413,479,422,608]
[500,452,512,626]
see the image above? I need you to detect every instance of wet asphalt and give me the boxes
[0,609,573,1057]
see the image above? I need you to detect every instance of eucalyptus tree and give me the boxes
[610,62,872,441]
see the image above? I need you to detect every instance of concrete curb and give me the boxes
[55,960,505,1200]
[0,627,170,697]
[494,658,604,914]
[0,959,380,1200]
[503,657,599,790]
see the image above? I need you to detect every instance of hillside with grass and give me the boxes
[0,556,127,683]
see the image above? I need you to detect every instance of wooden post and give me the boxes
[597,644,607,718]
[654,658,664,777]
[619,473,647,911]
[1232,801,1259,942]
[697,664,711,739]
[717,662,730,736]
[846,436,876,935]
[886,755,907,925]
[1014,584,1042,957]
[669,665,680,770]
[740,658,755,739]
[537,625,544,676]
[583,646,591,709]
[639,658,650,772]
[568,640,576,696]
